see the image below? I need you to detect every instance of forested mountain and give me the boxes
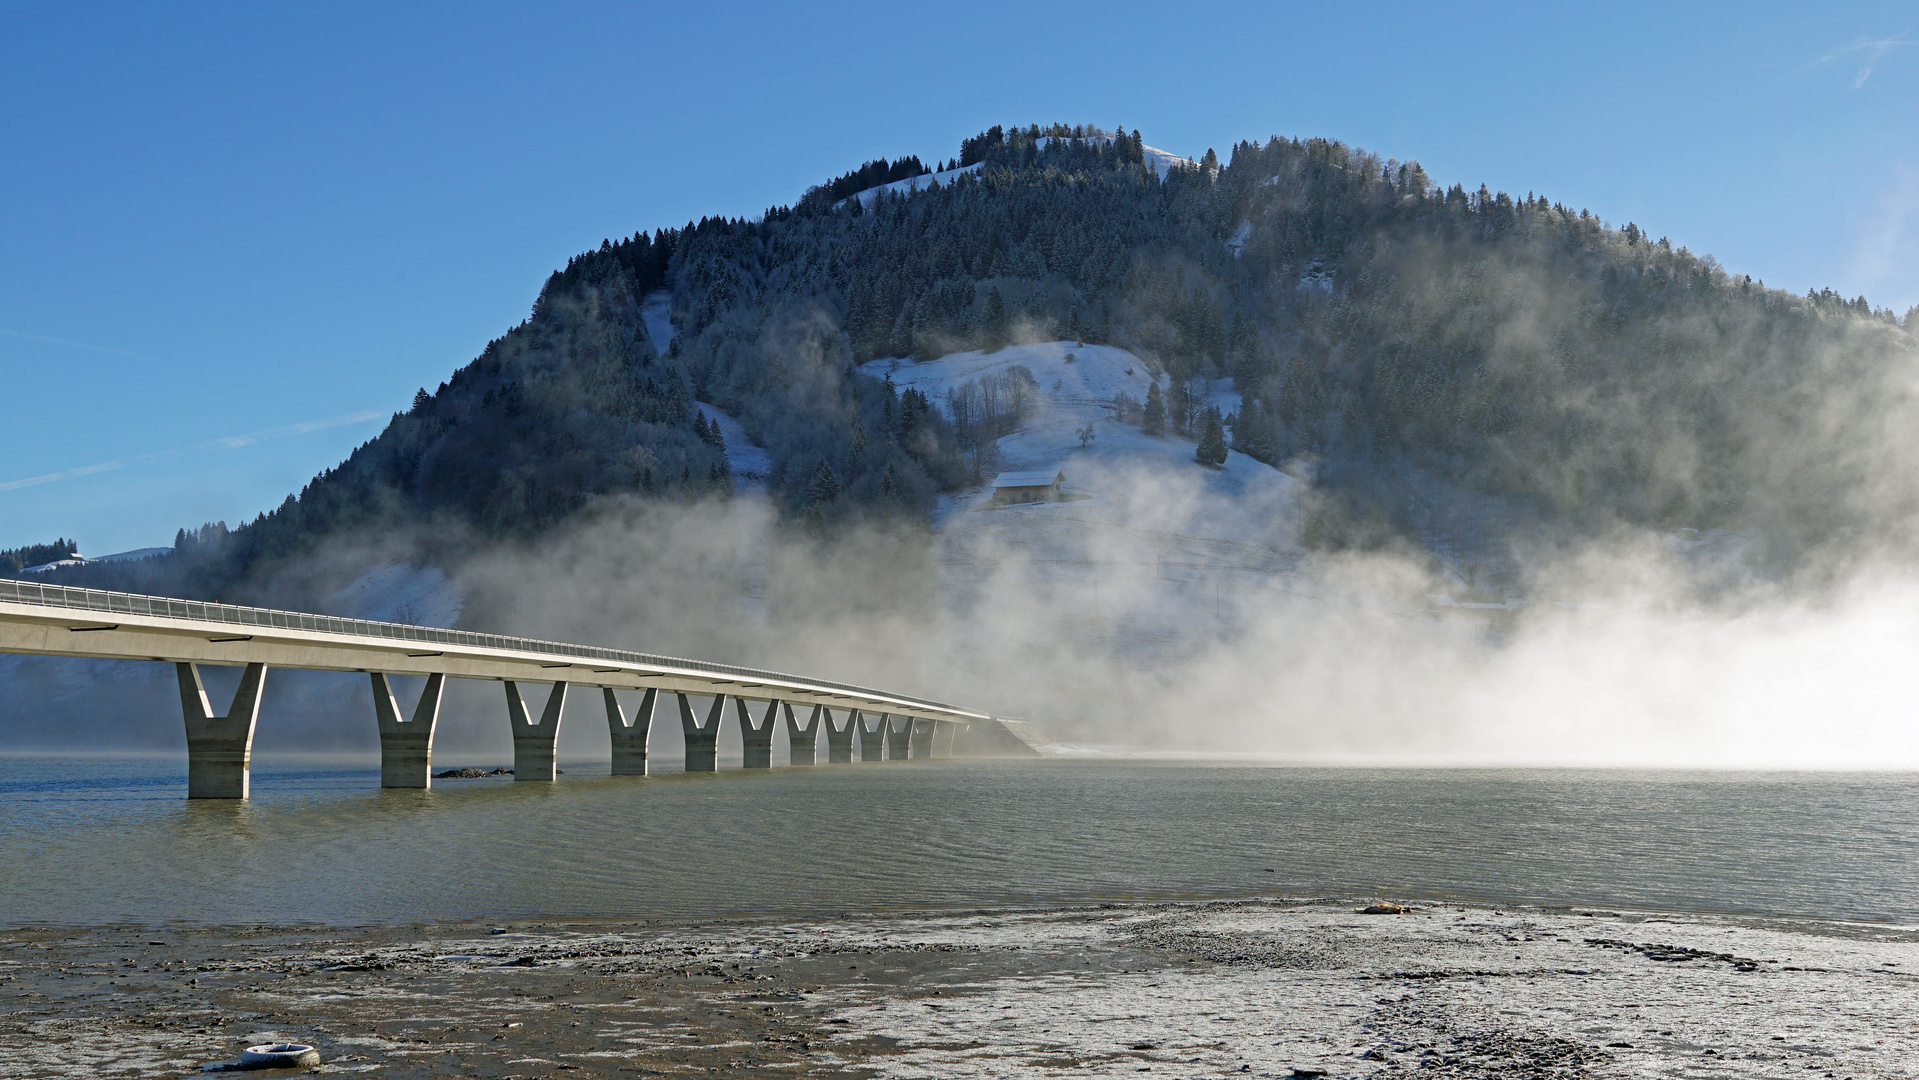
[18,122,1918,600]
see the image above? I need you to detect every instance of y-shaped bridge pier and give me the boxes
[0,580,990,798]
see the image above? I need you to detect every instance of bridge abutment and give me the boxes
[679,693,725,771]
[505,680,567,781]
[885,715,912,759]
[824,708,855,763]
[606,687,656,776]
[178,662,268,799]
[856,710,887,761]
[736,698,778,769]
[371,672,444,788]
[786,703,822,765]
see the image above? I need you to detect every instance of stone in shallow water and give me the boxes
[239,1042,320,1069]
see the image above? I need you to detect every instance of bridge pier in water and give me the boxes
[371,672,444,788]
[856,710,887,761]
[178,662,268,799]
[505,680,567,781]
[737,698,779,768]
[679,693,725,771]
[824,708,855,763]
[932,719,964,757]
[605,687,655,776]
[909,717,936,759]
[786,704,822,765]
[885,715,912,759]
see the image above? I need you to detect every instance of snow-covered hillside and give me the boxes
[329,563,463,628]
[859,340,1285,513]
[861,341,1304,673]
[696,402,774,492]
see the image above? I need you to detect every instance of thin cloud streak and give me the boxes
[0,410,384,493]
[0,461,125,492]
[1819,35,1912,88]
[0,327,156,362]
[1850,162,1919,309]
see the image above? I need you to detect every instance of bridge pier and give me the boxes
[885,714,912,759]
[786,703,822,765]
[736,698,779,769]
[823,708,855,763]
[606,687,656,776]
[679,693,725,772]
[909,716,936,759]
[371,672,444,788]
[505,680,567,781]
[856,710,887,761]
[932,719,965,758]
[178,662,268,799]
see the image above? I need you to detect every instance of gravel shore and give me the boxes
[2,899,1915,1078]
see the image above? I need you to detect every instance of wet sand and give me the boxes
[2,899,1915,1078]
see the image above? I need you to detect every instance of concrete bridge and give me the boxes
[0,579,990,798]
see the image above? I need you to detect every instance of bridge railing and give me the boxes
[0,578,972,715]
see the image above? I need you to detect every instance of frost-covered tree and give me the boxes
[1142,383,1166,435]
[1195,408,1227,466]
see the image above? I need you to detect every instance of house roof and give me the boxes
[992,470,1063,489]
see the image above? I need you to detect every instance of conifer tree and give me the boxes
[982,287,1008,351]
[1143,383,1165,434]
[805,459,841,506]
[1232,397,1274,463]
[1196,408,1227,466]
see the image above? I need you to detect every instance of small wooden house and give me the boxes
[992,469,1064,504]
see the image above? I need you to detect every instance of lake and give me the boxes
[1,756,1913,927]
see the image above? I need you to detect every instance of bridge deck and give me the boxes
[0,579,985,723]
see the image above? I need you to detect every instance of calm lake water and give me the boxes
[1,756,1914,927]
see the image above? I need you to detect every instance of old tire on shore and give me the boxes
[239,1043,321,1069]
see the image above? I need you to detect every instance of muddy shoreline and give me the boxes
[3,899,1916,1078]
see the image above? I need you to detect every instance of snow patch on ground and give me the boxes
[1226,217,1251,257]
[1140,143,1196,178]
[843,163,984,209]
[18,546,169,574]
[696,402,774,493]
[866,340,1158,422]
[861,341,1263,508]
[328,563,463,628]
[842,141,1196,210]
[640,290,675,353]
[1034,135,1196,178]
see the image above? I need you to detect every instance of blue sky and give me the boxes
[3,1,1915,554]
